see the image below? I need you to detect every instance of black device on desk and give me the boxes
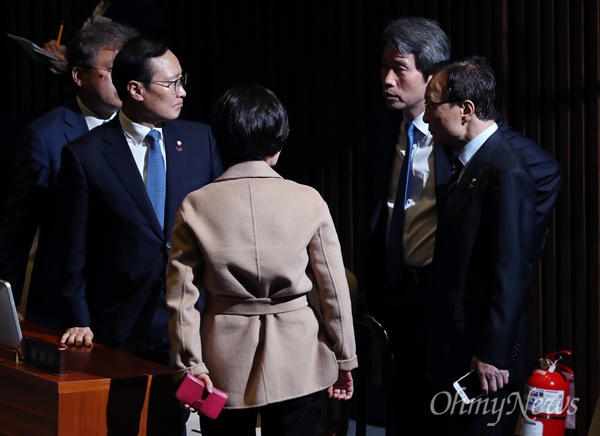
[22,336,67,375]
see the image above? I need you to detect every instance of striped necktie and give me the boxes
[447,156,463,201]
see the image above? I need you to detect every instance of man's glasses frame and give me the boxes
[423,100,454,111]
[83,66,113,81]
[140,73,188,95]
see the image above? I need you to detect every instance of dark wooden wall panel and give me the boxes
[1,0,598,433]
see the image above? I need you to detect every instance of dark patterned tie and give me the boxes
[447,155,463,202]
[145,129,166,230]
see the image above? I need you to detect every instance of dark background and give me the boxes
[1,1,598,434]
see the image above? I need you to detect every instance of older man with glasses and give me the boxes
[0,22,139,330]
[424,55,538,435]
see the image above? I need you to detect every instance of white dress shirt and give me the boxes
[118,111,166,182]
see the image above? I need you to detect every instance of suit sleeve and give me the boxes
[477,164,536,368]
[498,120,562,256]
[55,145,92,327]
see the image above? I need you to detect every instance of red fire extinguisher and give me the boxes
[516,350,575,436]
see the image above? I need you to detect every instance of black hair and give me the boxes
[111,36,169,101]
[381,17,452,80]
[439,56,497,120]
[211,85,289,168]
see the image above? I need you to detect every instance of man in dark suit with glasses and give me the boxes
[55,37,223,367]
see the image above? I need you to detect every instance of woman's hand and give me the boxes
[180,373,214,413]
[327,370,354,400]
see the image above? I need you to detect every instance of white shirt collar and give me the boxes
[459,122,498,166]
[118,111,164,146]
[411,111,430,137]
[76,95,116,130]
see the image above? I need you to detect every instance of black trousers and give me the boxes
[384,268,445,436]
[199,391,322,436]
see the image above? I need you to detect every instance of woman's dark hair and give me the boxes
[211,85,289,167]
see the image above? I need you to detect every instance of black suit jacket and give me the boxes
[54,118,223,353]
[0,100,89,328]
[496,116,562,258]
[427,129,537,389]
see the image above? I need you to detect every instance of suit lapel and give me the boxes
[450,130,503,205]
[459,130,503,191]
[163,122,187,236]
[437,130,504,246]
[100,121,165,238]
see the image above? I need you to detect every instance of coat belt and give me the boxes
[204,294,308,315]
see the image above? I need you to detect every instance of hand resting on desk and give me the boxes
[60,326,94,347]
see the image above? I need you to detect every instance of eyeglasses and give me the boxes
[141,73,188,95]
[424,100,453,110]
[84,66,113,81]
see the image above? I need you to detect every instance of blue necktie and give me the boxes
[145,129,166,230]
[403,121,415,207]
[386,121,415,281]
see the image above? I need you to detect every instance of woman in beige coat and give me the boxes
[166,85,358,436]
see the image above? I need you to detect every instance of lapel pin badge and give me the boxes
[468,178,477,189]
[176,140,183,151]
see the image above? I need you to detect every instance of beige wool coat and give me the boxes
[166,160,358,409]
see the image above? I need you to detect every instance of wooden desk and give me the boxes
[0,322,181,436]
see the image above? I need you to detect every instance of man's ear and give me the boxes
[461,100,476,120]
[72,66,84,87]
[128,80,145,101]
